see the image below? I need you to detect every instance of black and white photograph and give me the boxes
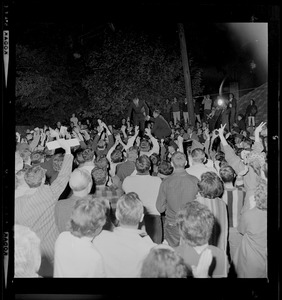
[2,2,280,300]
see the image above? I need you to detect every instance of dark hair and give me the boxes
[82,148,95,162]
[198,172,224,199]
[111,149,123,163]
[158,160,173,176]
[214,151,225,162]
[150,153,161,166]
[219,165,235,183]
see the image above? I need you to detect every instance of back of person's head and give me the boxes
[171,151,186,169]
[24,165,46,188]
[115,192,143,226]
[140,245,191,278]
[136,155,151,174]
[95,156,108,170]
[198,171,224,199]
[69,168,92,192]
[111,149,123,163]
[126,146,138,161]
[82,148,95,162]
[91,167,108,186]
[191,148,206,163]
[30,151,44,165]
[255,178,267,210]
[219,165,236,183]
[158,160,174,177]
[168,140,178,154]
[52,153,64,172]
[176,201,215,247]
[14,224,41,277]
[69,196,107,238]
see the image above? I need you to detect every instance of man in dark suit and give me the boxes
[127,97,149,137]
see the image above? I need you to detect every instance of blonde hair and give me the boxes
[14,225,41,277]
[116,192,143,226]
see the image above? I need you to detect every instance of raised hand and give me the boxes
[217,123,226,137]
[191,248,212,278]
[144,127,151,136]
[255,122,266,134]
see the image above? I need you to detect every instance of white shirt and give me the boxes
[92,228,155,277]
[186,163,218,180]
[54,231,106,278]
[122,174,162,215]
[78,164,95,175]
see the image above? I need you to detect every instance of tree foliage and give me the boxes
[83,30,204,125]
[15,44,88,126]
[16,28,204,127]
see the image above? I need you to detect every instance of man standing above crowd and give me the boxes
[172,97,181,126]
[127,97,149,137]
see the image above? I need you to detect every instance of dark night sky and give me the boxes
[11,2,272,95]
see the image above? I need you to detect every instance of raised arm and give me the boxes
[50,139,74,200]
[218,124,248,176]
[177,135,184,153]
[106,136,120,163]
[124,126,139,150]
[29,131,41,152]
[145,128,160,155]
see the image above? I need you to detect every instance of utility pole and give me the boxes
[178,23,195,126]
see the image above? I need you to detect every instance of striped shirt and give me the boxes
[221,187,246,228]
[195,195,228,254]
[15,154,73,263]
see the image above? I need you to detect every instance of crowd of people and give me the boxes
[14,94,267,279]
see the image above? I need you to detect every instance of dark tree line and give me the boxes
[16,26,204,127]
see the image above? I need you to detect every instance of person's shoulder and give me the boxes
[57,196,77,205]
[93,229,113,243]
[186,172,199,183]
[207,245,226,257]
[57,231,72,242]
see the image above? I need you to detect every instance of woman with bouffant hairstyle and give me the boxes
[196,172,228,254]
[54,196,107,277]
[175,201,229,278]
[140,245,191,278]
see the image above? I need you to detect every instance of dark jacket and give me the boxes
[245,104,257,117]
[150,115,172,140]
[127,100,149,119]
